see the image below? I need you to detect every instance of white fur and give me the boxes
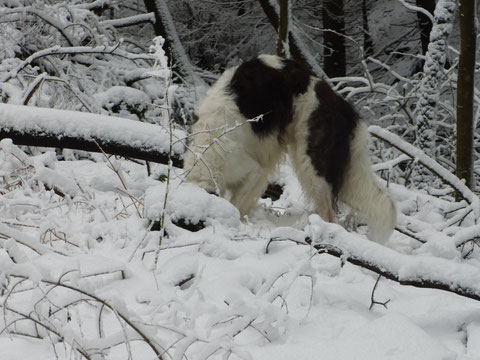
[183,62,396,244]
[183,67,283,216]
[338,123,397,243]
[258,54,285,70]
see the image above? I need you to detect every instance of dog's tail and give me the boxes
[339,123,396,244]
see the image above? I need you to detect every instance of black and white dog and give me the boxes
[184,55,396,243]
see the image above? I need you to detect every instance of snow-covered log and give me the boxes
[268,218,480,302]
[0,104,185,167]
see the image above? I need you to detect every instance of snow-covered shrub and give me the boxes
[0,1,196,124]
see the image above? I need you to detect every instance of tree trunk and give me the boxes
[415,0,436,72]
[416,0,436,56]
[414,0,456,156]
[143,0,204,93]
[257,0,326,77]
[277,0,289,58]
[362,0,373,57]
[322,0,346,77]
[456,0,475,190]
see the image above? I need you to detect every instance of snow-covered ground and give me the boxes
[1,137,480,360]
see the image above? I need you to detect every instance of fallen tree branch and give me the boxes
[266,222,480,302]
[0,104,184,168]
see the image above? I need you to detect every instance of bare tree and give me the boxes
[257,0,326,77]
[322,0,346,77]
[362,0,374,57]
[143,0,204,93]
[416,0,436,70]
[456,0,476,190]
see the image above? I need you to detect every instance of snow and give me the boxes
[1,139,480,360]
[467,322,480,356]
[96,85,152,111]
[369,125,480,220]
[252,313,455,360]
[145,182,241,228]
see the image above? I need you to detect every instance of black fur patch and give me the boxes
[306,80,359,200]
[228,57,312,139]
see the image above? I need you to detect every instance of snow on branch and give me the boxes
[4,270,166,359]
[369,125,480,219]
[267,219,480,302]
[1,45,153,83]
[77,0,112,10]
[100,13,156,28]
[0,104,185,168]
[413,0,456,154]
[0,6,76,47]
[397,0,434,23]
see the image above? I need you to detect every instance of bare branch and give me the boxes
[1,45,153,83]
[369,125,480,219]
